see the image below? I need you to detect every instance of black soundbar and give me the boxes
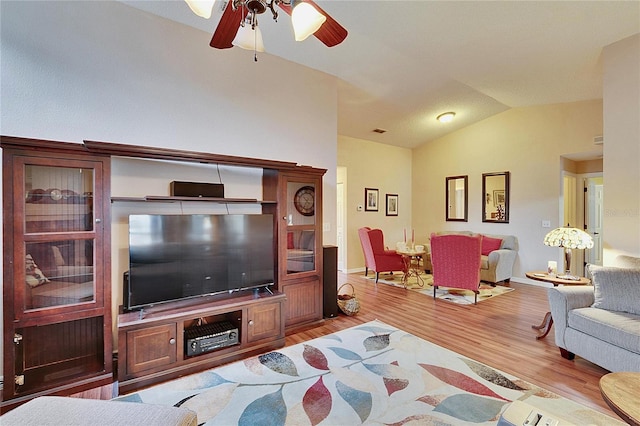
[170,181,224,198]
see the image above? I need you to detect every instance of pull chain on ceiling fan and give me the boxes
[185,0,347,61]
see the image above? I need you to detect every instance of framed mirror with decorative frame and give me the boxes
[482,171,510,223]
[445,175,468,221]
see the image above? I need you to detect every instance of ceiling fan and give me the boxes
[186,0,347,58]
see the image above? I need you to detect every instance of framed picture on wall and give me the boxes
[386,194,398,216]
[365,188,379,211]
[493,190,505,207]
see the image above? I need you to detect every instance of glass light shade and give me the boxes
[233,24,265,52]
[184,0,216,19]
[543,227,594,249]
[291,2,326,41]
[437,112,456,123]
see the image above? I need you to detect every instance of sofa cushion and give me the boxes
[589,265,640,315]
[481,236,502,255]
[569,307,640,355]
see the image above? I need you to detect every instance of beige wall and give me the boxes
[602,34,640,262]
[338,136,413,271]
[411,100,604,280]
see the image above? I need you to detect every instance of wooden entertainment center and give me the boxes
[2,136,326,408]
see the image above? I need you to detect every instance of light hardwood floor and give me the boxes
[74,271,617,420]
[286,272,616,419]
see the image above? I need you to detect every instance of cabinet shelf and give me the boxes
[111,196,277,204]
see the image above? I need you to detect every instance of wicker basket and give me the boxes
[337,283,360,316]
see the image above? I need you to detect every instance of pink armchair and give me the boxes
[358,227,405,283]
[430,233,483,304]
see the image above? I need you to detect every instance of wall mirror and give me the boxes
[482,171,510,223]
[446,175,468,221]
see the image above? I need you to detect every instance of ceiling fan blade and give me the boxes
[210,1,244,49]
[278,1,347,47]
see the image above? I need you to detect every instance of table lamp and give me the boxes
[543,225,594,280]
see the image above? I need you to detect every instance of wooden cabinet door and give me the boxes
[247,301,283,343]
[2,138,112,406]
[125,324,177,376]
[280,278,322,326]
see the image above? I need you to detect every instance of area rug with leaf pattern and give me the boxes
[116,320,620,425]
[365,272,515,305]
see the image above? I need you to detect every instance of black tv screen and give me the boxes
[126,214,274,311]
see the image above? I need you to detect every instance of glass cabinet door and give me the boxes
[20,162,97,313]
[285,181,316,275]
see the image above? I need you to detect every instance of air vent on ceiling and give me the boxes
[372,128,387,134]
[594,136,603,145]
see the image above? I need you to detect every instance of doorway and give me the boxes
[584,175,604,266]
[561,171,604,275]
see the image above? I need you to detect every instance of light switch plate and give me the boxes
[542,220,551,228]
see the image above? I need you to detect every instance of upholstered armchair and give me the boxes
[358,227,405,283]
[430,233,482,304]
[423,231,517,284]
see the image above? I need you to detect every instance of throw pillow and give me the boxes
[589,264,640,315]
[481,236,503,256]
[25,254,50,288]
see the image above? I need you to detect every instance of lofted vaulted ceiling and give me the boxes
[122,0,640,149]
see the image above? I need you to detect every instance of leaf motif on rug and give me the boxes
[420,364,510,402]
[178,383,239,422]
[433,393,507,422]
[382,361,410,395]
[363,333,391,351]
[238,387,287,426]
[259,352,299,376]
[302,376,332,425]
[335,380,372,423]
[387,413,456,426]
[461,358,526,390]
[302,344,329,370]
[328,346,362,361]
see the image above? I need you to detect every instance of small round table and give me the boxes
[525,271,590,340]
[599,372,640,426]
[397,249,426,288]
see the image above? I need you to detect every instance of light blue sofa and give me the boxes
[547,255,640,372]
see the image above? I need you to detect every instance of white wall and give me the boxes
[602,34,640,263]
[1,0,339,378]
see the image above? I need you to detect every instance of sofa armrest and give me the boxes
[486,249,516,282]
[547,286,594,348]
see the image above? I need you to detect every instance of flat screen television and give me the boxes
[125,214,274,311]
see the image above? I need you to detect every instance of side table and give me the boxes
[600,372,640,426]
[397,249,426,288]
[525,271,590,340]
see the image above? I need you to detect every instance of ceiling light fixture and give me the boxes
[437,112,456,123]
[185,0,216,18]
[186,0,326,60]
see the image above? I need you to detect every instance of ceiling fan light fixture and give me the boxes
[233,21,265,52]
[437,112,456,123]
[184,0,216,19]
[291,2,326,41]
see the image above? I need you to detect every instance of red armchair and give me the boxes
[430,233,483,304]
[358,227,405,283]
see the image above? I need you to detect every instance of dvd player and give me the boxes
[185,321,239,356]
